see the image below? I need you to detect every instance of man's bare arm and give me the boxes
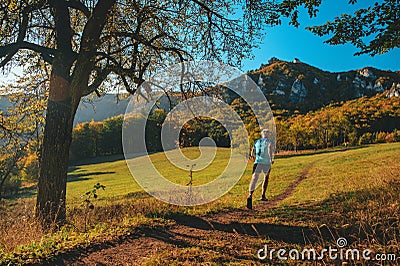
[268,142,274,164]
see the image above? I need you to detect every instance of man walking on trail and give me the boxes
[247,129,274,209]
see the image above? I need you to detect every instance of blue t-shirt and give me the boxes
[254,138,272,164]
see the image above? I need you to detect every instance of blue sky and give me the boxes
[241,1,400,73]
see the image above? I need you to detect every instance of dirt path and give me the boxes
[52,161,317,265]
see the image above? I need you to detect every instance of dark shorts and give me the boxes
[252,163,271,174]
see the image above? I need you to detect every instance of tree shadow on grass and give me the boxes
[67,171,115,182]
[159,180,399,247]
[162,212,327,245]
[51,225,258,265]
[276,145,368,159]
[45,177,399,265]
[3,184,37,200]
[69,154,125,167]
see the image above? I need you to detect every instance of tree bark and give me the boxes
[36,75,77,228]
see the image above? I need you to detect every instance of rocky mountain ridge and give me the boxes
[249,58,400,112]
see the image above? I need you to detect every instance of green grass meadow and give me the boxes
[66,143,400,212]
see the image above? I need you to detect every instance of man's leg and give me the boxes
[248,172,259,198]
[261,169,271,200]
[247,165,260,209]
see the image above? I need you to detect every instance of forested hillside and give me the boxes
[275,94,400,151]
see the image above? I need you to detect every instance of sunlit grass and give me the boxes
[66,147,233,204]
[66,146,317,210]
[65,143,400,213]
[283,143,400,205]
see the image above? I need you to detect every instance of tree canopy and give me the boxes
[278,0,400,56]
[0,0,280,97]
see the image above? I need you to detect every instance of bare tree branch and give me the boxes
[82,68,112,96]
[66,0,91,18]
[70,0,117,98]
[0,41,58,66]
[50,0,74,56]
[191,0,228,20]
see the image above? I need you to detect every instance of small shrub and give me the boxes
[358,132,373,145]
[81,183,106,232]
[385,132,395,143]
[375,131,387,143]
[22,154,39,181]
[393,129,400,142]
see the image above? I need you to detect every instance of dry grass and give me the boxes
[0,199,43,253]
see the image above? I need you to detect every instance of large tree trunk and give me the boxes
[34,0,114,228]
[36,75,78,228]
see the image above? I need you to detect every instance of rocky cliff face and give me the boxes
[386,83,400,98]
[250,59,400,112]
[289,79,307,102]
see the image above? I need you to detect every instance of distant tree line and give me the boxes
[70,116,123,161]
[70,110,231,160]
[179,118,230,148]
[70,94,400,160]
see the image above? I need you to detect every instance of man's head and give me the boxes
[261,128,269,138]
